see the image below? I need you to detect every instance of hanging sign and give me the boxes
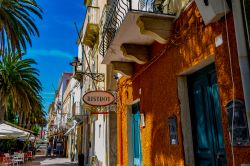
[83,91,115,106]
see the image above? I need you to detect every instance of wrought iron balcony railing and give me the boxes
[99,0,177,57]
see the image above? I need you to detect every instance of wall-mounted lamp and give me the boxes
[70,56,105,82]
[113,74,119,80]
[70,57,82,73]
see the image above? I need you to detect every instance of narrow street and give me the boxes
[23,156,77,166]
[1,0,250,165]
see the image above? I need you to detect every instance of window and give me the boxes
[99,124,101,138]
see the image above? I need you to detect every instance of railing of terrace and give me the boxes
[99,0,178,57]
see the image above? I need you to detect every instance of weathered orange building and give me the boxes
[100,0,250,165]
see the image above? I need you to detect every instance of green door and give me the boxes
[188,64,227,166]
[132,103,142,166]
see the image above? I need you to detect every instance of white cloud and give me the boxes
[27,49,74,59]
[41,91,55,95]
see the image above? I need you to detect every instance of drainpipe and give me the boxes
[120,110,123,165]
[106,113,110,166]
[231,0,250,134]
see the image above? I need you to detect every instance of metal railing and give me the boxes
[99,0,176,57]
[99,5,107,36]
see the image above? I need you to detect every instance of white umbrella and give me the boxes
[0,122,31,139]
[17,135,37,141]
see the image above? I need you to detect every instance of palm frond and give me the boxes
[0,0,43,56]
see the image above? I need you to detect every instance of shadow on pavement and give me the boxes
[22,155,77,166]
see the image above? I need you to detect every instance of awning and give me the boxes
[0,121,33,139]
[17,135,37,141]
[64,120,78,136]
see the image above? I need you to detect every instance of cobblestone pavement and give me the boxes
[22,155,77,166]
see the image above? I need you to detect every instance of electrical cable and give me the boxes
[224,0,235,165]
[242,0,250,51]
[74,22,97,90]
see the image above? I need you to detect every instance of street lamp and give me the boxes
[70,56,82,68]
[70,57,83,81]
[70,56,105,83]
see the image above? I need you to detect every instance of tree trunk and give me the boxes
[4,106,8,121]
[0,106,5,122]
[26,112,31,130]
[18,111,23,126]
[21,112,25,128]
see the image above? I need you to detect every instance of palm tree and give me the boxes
[0,0,43,56]
[29,108,47,128]
[0,52,42,122]
[22,96,47,129]
[18,94,43,127]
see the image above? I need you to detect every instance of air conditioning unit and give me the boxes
[195,0,230,25]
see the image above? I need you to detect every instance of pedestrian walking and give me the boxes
[47,142,52,157]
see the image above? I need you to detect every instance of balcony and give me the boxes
[83,0,91,6]
[99,0,185,75]
[72,101,83,121]
[72,102,82,116]
[83,6,100,48]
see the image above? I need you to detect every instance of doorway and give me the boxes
[188,64,227,166]
[132,102,142,166]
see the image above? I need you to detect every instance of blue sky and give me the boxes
[26,0,86,113]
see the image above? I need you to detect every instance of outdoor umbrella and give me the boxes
[17,135,37,141]
[0,122,31,139]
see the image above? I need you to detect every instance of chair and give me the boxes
[1,154,12,166]
[12,153,24,166]
[0,157,2,166]
[24,153,28,161]
[3,154,9,159]
[2,157,12,166]
[26,151,32,160]
[17,153,24,164]
[11,154,19,166]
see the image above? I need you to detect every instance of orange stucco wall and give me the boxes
[117,2,250,166]
[117,77,133,166]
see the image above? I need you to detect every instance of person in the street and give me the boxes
[47,142,52,157]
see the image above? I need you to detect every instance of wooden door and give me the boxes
[188,64,227,166]
[132,103,142,166]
